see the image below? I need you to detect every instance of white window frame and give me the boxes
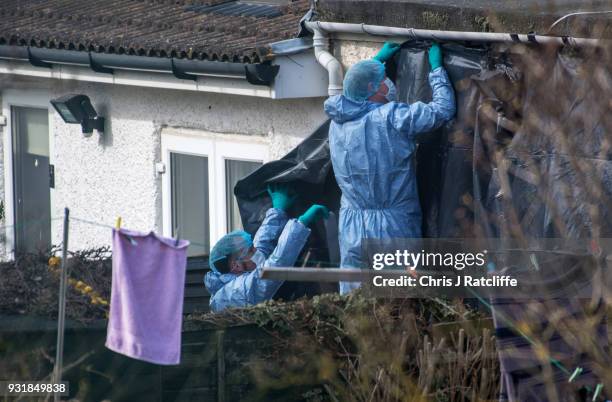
[2,90,55,257]
[161,130,268,251]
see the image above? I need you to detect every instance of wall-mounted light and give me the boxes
[51,94,105,136]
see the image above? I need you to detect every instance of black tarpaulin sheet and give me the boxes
[234,119,341,266]
[388,48,609,386]
[235,42,612,254]
[234,42,491,254]
[471,47,611,402]
[393,41,489,238]
[234,120,341,298]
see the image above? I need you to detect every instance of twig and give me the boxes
[323,383,340,402]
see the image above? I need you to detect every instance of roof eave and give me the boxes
[0,45,280,86]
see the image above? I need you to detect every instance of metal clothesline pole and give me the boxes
[53,207,70,402]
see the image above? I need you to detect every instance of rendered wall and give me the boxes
[334,39,380,70]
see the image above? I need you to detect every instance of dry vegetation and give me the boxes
[0,247,111,321]
[190,293,500,402]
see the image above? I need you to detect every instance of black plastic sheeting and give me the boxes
[234,41,493,256]
[392,41,489,238]
[235,41,612,255]
[467,47,611,401]
[235,41,610,400]
[234,119,341,298]
[236,41,612,245]
[234,119,341,264]
[394,43,611,401]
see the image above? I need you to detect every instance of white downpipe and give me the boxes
[312,25,344,95]
[306,21,604,47]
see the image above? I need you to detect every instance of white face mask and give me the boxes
[383,77,397,102]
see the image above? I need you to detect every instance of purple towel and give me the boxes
[106,228,189,365]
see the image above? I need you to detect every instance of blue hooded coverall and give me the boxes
[324,67,456,294]
[204,208,311,312]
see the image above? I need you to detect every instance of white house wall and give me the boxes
[0,75,327,252]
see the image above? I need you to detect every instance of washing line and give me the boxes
[0,216,63,232]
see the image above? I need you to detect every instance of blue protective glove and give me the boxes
[298,204,330,227]
[373,42,401,63]
[428,43,443,71]
[267,183,296,211]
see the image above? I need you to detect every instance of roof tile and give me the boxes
[0,0,310,63]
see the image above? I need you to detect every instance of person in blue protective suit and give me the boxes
[204,184,329,312]
[324,42,456,294]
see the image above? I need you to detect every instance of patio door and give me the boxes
[12,106,51,254]
[161,129,268,258]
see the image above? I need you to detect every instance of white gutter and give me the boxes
[306,21,604,47]
[311,24,344,95]
[305,20,605,95]
[0,60,273,97]
[0,52,331,99]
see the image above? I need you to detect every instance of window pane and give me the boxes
[225,159,262,231]
[18,107,49,157]
[171,153,209,257]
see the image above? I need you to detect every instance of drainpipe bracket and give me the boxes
[527,32,538,43]
[244,63,280,86]
[171,58,198,81]
[27,47,52,68]
[89,53,114,75]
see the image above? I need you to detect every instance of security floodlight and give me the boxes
[51,94,105,136]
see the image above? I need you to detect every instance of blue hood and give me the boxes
[324,95,380,124]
